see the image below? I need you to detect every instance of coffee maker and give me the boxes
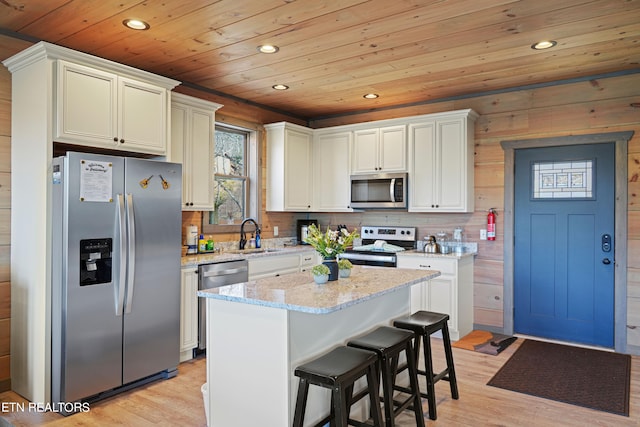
[297,219,318,245]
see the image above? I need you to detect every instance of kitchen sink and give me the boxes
[225,248,284,254]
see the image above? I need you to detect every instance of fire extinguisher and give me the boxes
[487,208,497,241]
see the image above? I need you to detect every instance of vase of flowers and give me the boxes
[304,224,359,281]
[338,259,353,278]
[311,264,330,284]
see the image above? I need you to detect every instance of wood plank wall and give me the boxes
[0,65,11,392]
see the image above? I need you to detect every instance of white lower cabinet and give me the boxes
[179,267,199,362]
[396,255,474,341]
[248,254,302,280]
[299,252,319,273]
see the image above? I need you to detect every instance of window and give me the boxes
[532,159,594,199]
[204,123,260,232]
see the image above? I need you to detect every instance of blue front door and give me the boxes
[514,143,615,347]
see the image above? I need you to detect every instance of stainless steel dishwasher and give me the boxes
[197,259,249,353]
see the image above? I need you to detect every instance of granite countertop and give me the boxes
[197,265,439,314]
[397,250,476,260]
[181,245,317,267]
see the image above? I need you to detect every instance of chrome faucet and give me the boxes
[239,218,260,250]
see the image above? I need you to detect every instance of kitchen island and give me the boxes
[198,266,439,427]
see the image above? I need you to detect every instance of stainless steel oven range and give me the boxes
[340,225,416,267]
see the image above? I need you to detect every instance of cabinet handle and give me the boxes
[419,264,432,268]
[113,137,118,142]
[120,139,125,143]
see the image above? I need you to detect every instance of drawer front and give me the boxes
[397,256,456,275]
[299,252,318,267]
[249,255,300,276]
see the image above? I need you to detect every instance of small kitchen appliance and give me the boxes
[297,219,318,244]
[340,225,416,267]
[350,173,407,209]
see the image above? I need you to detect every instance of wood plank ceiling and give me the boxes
[0,0,639,120]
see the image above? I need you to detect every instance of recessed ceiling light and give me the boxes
[258,44,279,54]
[272,84,289,90]
[123,19,150,30]
[363,93,379,99]
[531,40,557,50]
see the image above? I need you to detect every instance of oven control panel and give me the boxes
[360,226,416,242]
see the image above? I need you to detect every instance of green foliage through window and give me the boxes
[211,126,248,225]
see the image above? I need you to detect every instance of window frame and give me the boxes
[202,118,261,234]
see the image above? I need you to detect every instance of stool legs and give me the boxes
[394,311,459,421]
[293,378,310,426]
[442,323,459,400]
[347,326,425,427]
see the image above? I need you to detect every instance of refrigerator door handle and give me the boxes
[116,194,126,316]
[125,193,136,314]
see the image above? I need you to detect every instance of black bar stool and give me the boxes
[347,326,425,427]
[292,346,384,427]
[393,311,459,420]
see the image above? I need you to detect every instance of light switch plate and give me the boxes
[273,226,279,236]
[480,229,487,240]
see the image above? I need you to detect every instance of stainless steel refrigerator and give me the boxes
[51,152,182,406]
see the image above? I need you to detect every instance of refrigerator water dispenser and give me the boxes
[80,238,112,286]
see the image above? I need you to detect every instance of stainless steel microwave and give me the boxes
[350,172,407,209]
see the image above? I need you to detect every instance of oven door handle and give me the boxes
[340,253,396,263]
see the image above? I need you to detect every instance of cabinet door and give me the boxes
[408,121,436,211]
[187,107,215,209]
[180,268,198,354]
[379,125,406,172]
[429,276,455,326]
[55,60,118,148]
[314,131,352,211]
[118,77,167,154]
[352,128,379,173]
[284,129,313,210]
[437,118,468,211]
[170,103,191,208]
[409,117,472,212]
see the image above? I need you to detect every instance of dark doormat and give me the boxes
[487,339,631,416]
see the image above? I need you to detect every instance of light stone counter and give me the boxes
[198,265,440,313]
[181,245,317,267]
[199,266,439,427]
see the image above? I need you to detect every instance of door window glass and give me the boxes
[532,159,594,199]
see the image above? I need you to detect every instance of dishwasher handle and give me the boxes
[202,266,248,277]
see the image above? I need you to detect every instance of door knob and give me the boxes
[602,258,611,265]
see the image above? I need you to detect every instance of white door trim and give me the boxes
[501,131,633,353]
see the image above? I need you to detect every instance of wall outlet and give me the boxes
[273,226,279,236]
[480,229,487,240]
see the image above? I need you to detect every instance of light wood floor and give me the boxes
[0,339,638,426]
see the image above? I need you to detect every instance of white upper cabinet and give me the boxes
[313,130,352,211]
[352,125,406,174]
[408,109,478,212]
[171,93,222,210]
[2,42,179,156]
[265,122,313,211]
[55,60,171,154]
